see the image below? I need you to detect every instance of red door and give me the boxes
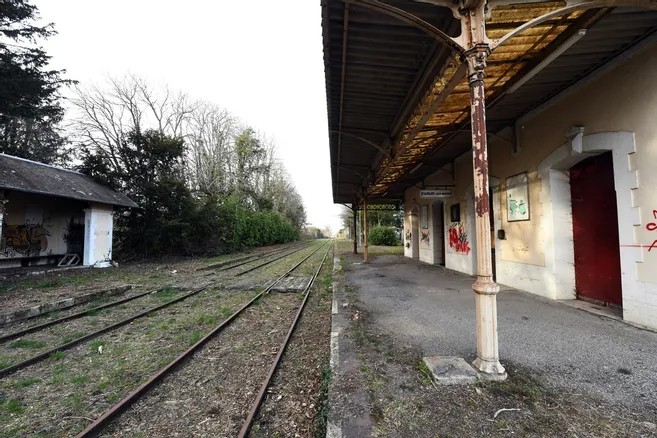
[570,152,622,305]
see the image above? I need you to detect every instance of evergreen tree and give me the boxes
[0,0,73,164]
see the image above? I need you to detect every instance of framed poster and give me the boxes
[506,172,530,222]
[450,203,460,223]
[421,205,428,229]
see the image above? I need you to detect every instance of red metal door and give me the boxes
[570,152,622,305]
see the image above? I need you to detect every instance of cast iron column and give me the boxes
[363,199,369,263]
[353,204,358,254]
[465,43,506,377]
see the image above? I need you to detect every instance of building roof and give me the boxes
[0,154,138,208]
[322,1,657,204]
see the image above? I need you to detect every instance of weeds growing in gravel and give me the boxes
[49,351,65,360]
[314,362,332,438]
[13,377,41,389]
[9,339,46,349]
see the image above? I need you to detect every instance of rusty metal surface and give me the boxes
[74,243,329,438]
[322,1,657,202]
[237,242,333,438]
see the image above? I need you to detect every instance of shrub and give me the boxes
[368,226,399,246]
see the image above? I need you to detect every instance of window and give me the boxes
[421,204,429,229]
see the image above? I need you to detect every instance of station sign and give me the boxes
[420,189,452,199]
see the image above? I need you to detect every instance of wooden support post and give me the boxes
[462,4,505,378]
[363,199,369,263]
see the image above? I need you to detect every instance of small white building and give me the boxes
[0,154,137,269]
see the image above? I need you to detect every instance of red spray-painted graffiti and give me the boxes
[648,210,657,252]
[449,223,471,255]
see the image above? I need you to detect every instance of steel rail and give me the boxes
[238,240,333,438]
[199,241,306,272]
[74,241,331,438]
[201,242,311,278]
[0,287,167,343]
[0,285,209,379]
[234,241,319,277]
[214,241,309,273]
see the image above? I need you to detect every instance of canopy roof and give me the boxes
[0,154,137,208]
[322,0,657,203]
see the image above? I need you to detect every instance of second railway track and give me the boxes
[0,240,332,437]
[0,241,321,377]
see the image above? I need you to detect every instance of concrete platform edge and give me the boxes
[326,255,374,438]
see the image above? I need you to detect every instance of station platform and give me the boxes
[327,248,657,437]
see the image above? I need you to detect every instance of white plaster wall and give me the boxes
[414,44,657,330]
[84,204,114,267]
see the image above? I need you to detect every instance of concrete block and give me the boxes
[422,356,480,385]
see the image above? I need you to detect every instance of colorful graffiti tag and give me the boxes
[421,230,430,245]
[647,210,657,252]
[449,222,471,255]
[1,224,50,257]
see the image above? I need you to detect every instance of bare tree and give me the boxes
[185,103,237,195]
[71,74,197,173]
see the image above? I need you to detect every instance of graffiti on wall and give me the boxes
[647,210,657,252]
[449,222,471,255]
[1,224,50,257]
[421,230,430,245]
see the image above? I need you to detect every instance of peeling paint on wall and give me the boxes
[421,230,430,245]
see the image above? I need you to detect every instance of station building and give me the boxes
[0,154,136,269]
[322,0,657,364]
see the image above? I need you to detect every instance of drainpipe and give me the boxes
[462,3,506,378]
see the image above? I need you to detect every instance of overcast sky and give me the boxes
[34,0,344,233]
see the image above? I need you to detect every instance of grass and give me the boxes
[13,377,41,389]
[320,273,333,289]
[70,375,89,384]
[9,339,46,349]
[314,363,332,438]
[187,330,204,345]
[35,279,63,288]
[88,340,105,352]
[2,399,23,415]
[50,351,65,360]
[61,331,86,345]
[415,358,433,385]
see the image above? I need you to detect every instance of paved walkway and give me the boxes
[340,254,657,410]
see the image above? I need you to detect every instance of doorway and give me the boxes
[570,152,622,306]
[432,201,445,265]
[410,213,420,260]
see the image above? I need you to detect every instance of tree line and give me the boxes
[0,1,305,258]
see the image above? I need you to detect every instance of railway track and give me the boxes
[0,241,321,378]
[72,240,333,438]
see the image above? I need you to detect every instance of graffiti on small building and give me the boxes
[449,222,471,255]
[1,223,50,257]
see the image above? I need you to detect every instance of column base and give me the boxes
[473,276,500,295]
[472,356,507,380]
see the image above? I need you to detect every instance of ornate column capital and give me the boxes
[463,43,490,84]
